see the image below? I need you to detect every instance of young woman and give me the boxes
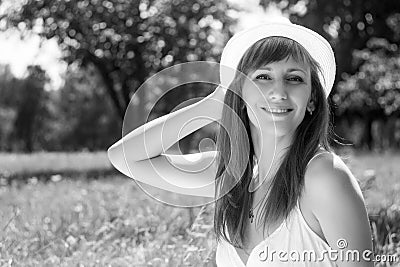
[108,21,374,266]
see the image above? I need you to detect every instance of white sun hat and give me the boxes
[219,21,336,98]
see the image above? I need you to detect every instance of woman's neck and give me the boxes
[250,124,293,180]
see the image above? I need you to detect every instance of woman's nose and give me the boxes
[267,81,288,100]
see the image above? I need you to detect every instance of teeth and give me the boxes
[264,108,291,113]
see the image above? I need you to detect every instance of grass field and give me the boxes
[0,152,112,177]
[0,150,399,266]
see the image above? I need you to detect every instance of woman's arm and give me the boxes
[108,86,226,162]
[108,149,218,197]
[107,86,226,197]
[305,153,374,267]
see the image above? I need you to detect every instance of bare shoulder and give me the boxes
[302,151,373,261]
[304,151,363,200]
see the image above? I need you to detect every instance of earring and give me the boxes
[241,105,246,110]
[307,101,315,115]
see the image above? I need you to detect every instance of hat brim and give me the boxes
[219,22,336,98]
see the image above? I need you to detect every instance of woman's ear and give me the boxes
[309,89,316,104]
[307,91,316,112]
[307,101,315,113]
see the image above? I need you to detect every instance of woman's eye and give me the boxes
[255,74,271,80]
[287,76,304,82]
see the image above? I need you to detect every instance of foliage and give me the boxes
[0,65,96,152]
[3,0,400,151]
[265,0,400,77]
[51,65,121,151]
[0,65,22,151]
[2,65,50,152]
[6,0,237,122]
[332,38,400,117]
[0,63,121,152]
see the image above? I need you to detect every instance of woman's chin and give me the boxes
[258,124,295,137]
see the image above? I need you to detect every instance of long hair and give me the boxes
[213,36,335,249]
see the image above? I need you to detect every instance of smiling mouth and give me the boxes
[261,107,294,115]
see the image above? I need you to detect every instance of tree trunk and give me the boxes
[84,51,125,120]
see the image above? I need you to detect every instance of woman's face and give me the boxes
[241,56,312,137]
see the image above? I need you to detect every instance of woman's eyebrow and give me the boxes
[287,68,307,75]
[255,67,307,74]
[256,67,272,71]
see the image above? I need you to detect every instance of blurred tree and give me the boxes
[0,64,22,151]
[11,65,49,152]
[332,38,400,150]
[0,63,121,152]
[6,0,237,129]
[262,0,400,79]
[50,64,120,151]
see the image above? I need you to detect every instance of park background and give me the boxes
[0,0,399,266]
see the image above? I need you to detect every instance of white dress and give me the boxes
[216,151,338,267]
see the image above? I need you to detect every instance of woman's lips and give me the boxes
[261,107,293,117]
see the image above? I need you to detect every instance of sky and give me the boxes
[0,0,294,90]
[0,0,67,90]
[0,29,67,90]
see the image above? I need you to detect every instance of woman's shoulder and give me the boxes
[301,151,372,260]
[306,148,349,177]
[303,149,363,208]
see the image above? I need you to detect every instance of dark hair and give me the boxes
[213,36,335,249]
